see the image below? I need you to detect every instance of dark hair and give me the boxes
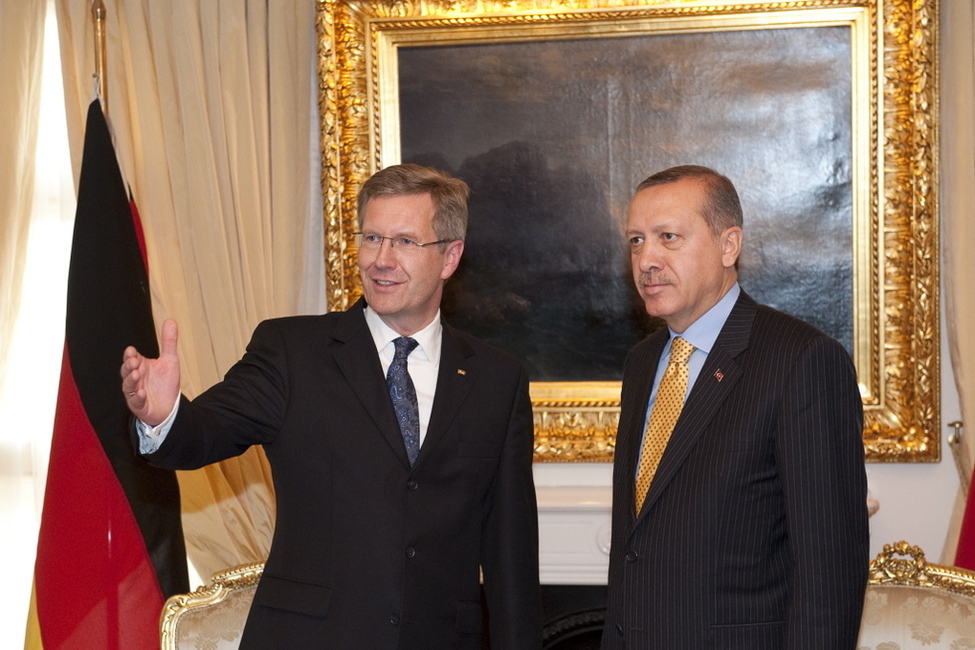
[357,164,469,244]
[635,165,743,237]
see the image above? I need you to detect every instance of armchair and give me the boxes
[159,562,264,650]
[858,540,975,648]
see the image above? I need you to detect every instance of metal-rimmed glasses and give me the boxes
[353,232,451,253]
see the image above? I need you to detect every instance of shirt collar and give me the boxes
[671,283,740,354]
[363,305,443,364]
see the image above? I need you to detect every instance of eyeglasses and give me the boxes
[354,232,451,253]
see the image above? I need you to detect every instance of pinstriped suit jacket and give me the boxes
[602,291,869,650]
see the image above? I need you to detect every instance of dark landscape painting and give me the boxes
[399,25,853,381]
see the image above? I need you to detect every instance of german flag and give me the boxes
[955,483,975,569]
[25,99,188,649]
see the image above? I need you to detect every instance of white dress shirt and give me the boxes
[364,306,441,445]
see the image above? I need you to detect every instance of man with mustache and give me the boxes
[121,164,541,648]
[601,165,869,649]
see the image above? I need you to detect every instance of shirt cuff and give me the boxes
[136,398,180,455]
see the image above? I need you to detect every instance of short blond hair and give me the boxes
[357,164,469,244]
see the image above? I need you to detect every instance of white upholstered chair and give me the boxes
[162,541,975,649]
[858,540,975,649]
[160,562,264,650]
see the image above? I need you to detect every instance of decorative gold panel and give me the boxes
[315,0,939,462]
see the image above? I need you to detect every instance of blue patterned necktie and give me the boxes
[387,336,421,466]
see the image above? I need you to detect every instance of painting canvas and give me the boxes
[399,26,853,382]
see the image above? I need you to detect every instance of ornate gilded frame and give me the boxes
[315,0,939,462]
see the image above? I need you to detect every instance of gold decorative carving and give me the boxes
[869,541,975,597]
[316,0,939,462]
[159,562,264,648]
[533,409,621,462]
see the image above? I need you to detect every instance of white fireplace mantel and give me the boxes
[535,464,613,585]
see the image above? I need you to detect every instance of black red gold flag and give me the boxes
[26,99,187,649]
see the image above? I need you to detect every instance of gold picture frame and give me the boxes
[315,0,939,462]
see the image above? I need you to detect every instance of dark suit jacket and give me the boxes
[602,291,869,650]
[144,299,541,649]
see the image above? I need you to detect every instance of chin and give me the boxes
[642,297,670,317]
[363,291,397,313]
[368,299,400,315]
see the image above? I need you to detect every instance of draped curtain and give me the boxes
[942,0,975,562]
[0,0,51,640]
[0,2,45,397]
[55,0,322,579]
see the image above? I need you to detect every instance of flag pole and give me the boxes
[92,0,107,113]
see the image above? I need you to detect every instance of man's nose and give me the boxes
[373,237,397,266]
[636,245,661,273]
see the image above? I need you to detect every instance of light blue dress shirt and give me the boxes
[637,283,740,463]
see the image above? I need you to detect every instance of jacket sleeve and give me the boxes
[777,335,870,649]
[480,366,543,649]
[143,319,289,470]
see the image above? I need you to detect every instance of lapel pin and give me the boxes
[714,369,724,382]
[457,369,467,375]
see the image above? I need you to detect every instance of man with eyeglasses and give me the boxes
[120,164,542,648]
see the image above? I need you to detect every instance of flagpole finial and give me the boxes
[92,0,107,112]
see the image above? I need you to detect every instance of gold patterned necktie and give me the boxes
[634,336,695,514]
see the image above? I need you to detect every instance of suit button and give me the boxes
[625,550,638,562]
[407,480,418,490]
[616,624,624,636]
[390,614,400,625]
[406,547,416,558]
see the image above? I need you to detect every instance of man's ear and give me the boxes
[721,227,742,269]
[441,240,465,280]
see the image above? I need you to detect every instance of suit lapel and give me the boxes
[332,299,412,468]
[416,323,475,467]
[635,293,757,521]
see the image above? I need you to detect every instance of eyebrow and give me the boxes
[362,229,424,239]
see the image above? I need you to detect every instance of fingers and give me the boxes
[119,320,180,424]
[121,347,138,379]
[160,319,178,357]
[120,352,142,399]
[124,387,145,409]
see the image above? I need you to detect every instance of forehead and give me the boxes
[627,178,708,228]
[362,193,436,232]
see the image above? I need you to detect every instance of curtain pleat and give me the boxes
[55,0,321,580]
[0,1,46,395]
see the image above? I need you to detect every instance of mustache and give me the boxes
[638,271,672,285]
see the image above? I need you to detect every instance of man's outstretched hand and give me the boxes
[121,318,181,427]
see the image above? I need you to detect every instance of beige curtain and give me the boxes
[55,0,322,580]
[942,0,975,563]
[0,1,46,395]
[0,0,52,642]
